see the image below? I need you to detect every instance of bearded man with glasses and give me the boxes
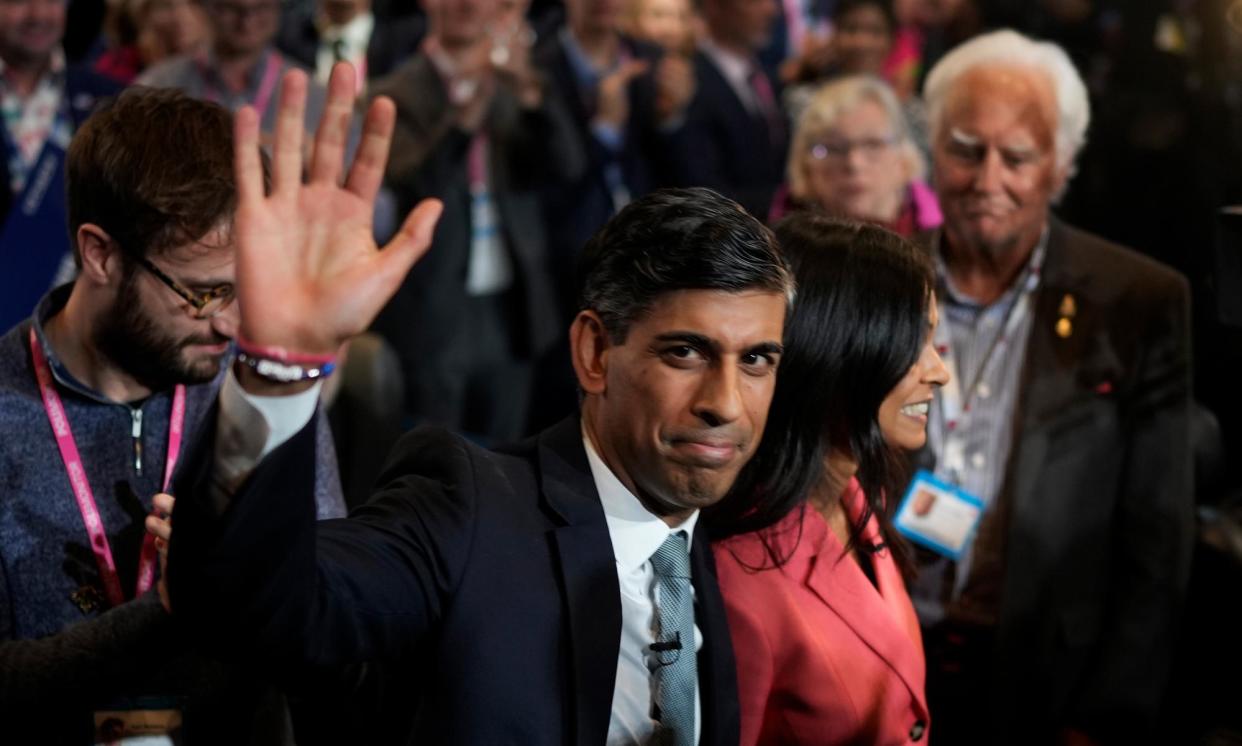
[0,86,344,742]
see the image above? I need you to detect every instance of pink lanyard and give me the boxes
[28,328,185,609]
[467,133,489,193]
[201,50,283,118]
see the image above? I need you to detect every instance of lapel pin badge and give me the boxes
[1056,317,1073,338]
[1058,293,1077,318]
[1056,293,1076,338]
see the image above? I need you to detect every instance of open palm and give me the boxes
[232,64,442,357]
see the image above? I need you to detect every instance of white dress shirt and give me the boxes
[212,371,701,744]
[583,433,702,745]
[314,11,374,88]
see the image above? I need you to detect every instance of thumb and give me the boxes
[376,198,444,290]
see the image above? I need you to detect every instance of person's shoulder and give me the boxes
[376,425,540,497]
[1054,220,1189,299]
[712,509,816,581]
[134,55,196,88]
[65,63,124,97]
[370,53,432,104]
[0,319,35,398]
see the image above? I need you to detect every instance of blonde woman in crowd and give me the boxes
[773,74,940,236]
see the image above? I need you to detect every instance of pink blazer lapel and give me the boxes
[802,483,929,718]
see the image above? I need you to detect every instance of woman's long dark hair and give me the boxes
[706,213,934,577]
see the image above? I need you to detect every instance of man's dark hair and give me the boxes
[66,86,238,267]
[577,187,793,343]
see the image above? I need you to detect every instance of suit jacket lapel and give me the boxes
[801,514,929,716]
[537,417,622,746]
[690,535,740,745]
[1006,217,1119,529]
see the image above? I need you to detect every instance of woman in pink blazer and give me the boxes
[707,214,949,745]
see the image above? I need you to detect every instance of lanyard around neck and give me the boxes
[29,327,185,608]
[202,50,283,117]
[933,240,1046,434]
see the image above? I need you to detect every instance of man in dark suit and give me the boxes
[530,0,695,429]
[165,60,793,745]
[670,0,786,219]
[369,0,584,442]
[276,0,424,92]
[905,30,1194,745]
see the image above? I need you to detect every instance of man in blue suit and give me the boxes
[167,62,794,744]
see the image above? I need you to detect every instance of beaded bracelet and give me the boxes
[234,337,337,383]
[235,351,336,383]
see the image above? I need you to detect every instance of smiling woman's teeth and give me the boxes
[901,402,930,417]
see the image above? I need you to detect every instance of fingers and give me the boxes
[145,514,172,542]
[603,59,648,92]
[234,106,264,205]
[272,69,309,195]
[376,199,444,289]
[344,95,396,203]
[309,62,359,185]
[146,492,175,541]
[152,492,175,516]
[618,59,650,83]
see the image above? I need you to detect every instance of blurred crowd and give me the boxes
[0,0,1240,743]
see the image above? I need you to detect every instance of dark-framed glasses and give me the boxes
[137,256,235,320]
[809,135,899,162]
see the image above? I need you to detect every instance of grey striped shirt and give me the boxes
[910,229,1048,625]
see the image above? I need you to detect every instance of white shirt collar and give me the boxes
[320,11,375,48]
[699,36,753,89]
[582,430,699,574]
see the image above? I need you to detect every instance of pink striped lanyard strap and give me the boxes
[201,50,283,118]
[28,328,186,609]
[467,133,490,193]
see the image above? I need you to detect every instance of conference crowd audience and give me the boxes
[0,0,1228,742]
[0,0,120,331]
[137,0,342,139]
[93,0,210,84]
[369,0,582,443]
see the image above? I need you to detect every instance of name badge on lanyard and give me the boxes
[0,130,71,333]
[894,469,984,560]
[29,328,186,609]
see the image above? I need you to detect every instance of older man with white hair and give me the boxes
[901,29,1193,745]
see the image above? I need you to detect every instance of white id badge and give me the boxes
[894,470,985,560]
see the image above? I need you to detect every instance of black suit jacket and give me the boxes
[168,415,741,745]
[275,10,424,82]
[534,34,675,311]
[370,54,584,367]
[923,218,1194,740]
[668,51,785,220]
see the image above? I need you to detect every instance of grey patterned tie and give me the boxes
[650,530,696,746]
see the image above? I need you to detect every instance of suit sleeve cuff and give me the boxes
[213,367,322,501]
